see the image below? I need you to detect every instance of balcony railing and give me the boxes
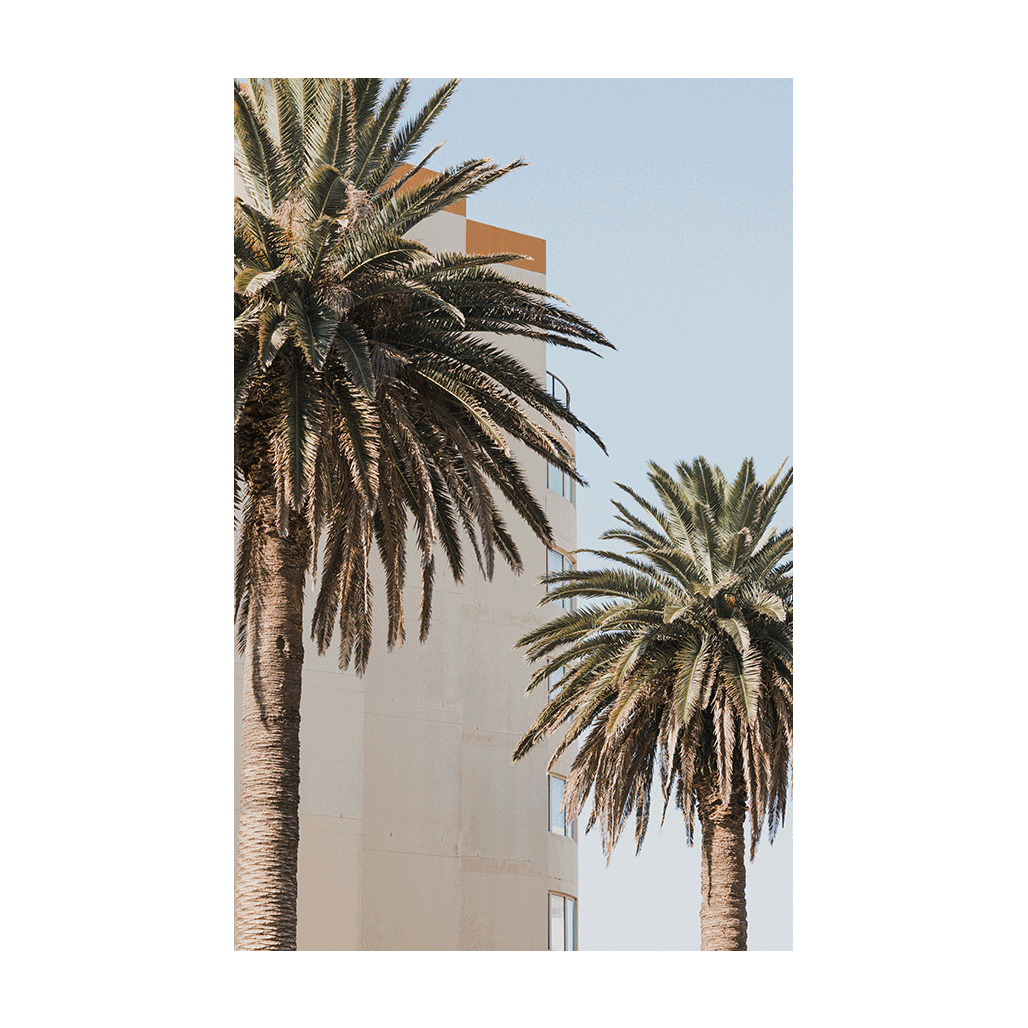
[546,371,570,409]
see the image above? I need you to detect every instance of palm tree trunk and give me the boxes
[697,775,748,950]
[235,487,309,950]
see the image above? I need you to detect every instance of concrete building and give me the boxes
[234,165,580,949]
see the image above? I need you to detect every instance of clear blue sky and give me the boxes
[397,78,793,950]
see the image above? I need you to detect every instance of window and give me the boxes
[547,461,576,504]
[548,774,576,839]
[548,893,577,951]
[547,549,576,611]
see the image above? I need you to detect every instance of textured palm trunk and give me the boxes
[697,775,748,950]
[235,487,308,950]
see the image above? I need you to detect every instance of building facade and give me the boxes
[234,167,580,949]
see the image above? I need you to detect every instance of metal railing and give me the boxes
[546,371,570,409]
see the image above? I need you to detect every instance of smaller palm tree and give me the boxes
[514,457,792,950]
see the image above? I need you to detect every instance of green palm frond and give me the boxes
[371,157,529,238]
[352,79,410,189]
[328,80,358,178]
[430,265,613,353]
[234,82,290,213]
[246,78,269,122]
[234,199,288,272]
[298,77,332,166]
[256,306,289,370]
[285,293,336,371]
[330,321,375,397]
[386,79,460,171]
[301,163,352,225]
[272,349,320,524]
[350,79,381,131]
[270,79,305,181]
[235,261,298,300]
[334,230,431,280]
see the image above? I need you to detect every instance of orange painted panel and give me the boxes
[466,220,546,274]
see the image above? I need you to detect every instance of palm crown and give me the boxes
[234,78,613,672]
[514,457,792,861]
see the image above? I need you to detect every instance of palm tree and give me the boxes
[514,457,792,950]
[234,78,612,949]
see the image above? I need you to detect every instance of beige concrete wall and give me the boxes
[235,158,578,948]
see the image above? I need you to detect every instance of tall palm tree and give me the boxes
[234,78,612,949]
[514,457,792,950]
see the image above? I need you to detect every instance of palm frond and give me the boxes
[352,78,410,190]
[234,81,290,212]
[234,199,288,271]
[286,293,335,372]
[270,79,304,182]
[386,78,459,171]
[350,79,382,131]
